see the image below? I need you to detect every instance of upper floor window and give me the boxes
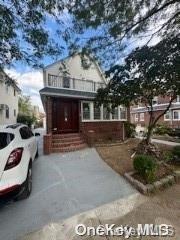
[6,84,8,93]
[14,109,16,117]
[152,96,158,105]
[140,113,144,121]
[14,89,16,96]
[6,106,9,119]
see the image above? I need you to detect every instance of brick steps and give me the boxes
[51,133,87,152]
[52,133,81,139]
[52,137,83,143]
[52,143,87,153]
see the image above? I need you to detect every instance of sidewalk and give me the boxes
[20,184,180,240]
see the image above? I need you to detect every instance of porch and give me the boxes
[40,93,128,154]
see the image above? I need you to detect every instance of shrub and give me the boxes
[172,146,180,162]
[164,151,174,162]
[154,124,172,135]
[133,155,157,183]
[124,122,136,138]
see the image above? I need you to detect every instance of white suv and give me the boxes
[0,124,38,200]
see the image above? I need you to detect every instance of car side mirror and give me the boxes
[35,132,40,136]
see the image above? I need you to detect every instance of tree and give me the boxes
[18,95,32,115]
[18,95,36,127]
[0,0,65,69]
[65,0,180,66]
[96,35,180,145]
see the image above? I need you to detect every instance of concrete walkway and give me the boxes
[152,138,180,146]
[0,147,136,240]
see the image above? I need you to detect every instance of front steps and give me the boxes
[51,133,87,152]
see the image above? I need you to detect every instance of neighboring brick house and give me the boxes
[40,54,128,153]
[131,95,180,134]
[0,71,21,125]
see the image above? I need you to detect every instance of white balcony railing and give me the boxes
[47,74,105,92]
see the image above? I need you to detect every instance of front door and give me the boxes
[52,99,79,133]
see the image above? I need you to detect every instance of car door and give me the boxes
[19,127,35,159]
[27,128,37,159]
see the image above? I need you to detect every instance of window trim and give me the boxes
[81,101,127,122]
[135,113,139,122]
[139,112,145,122]
[164,111,172,121]
[173,110,180,120]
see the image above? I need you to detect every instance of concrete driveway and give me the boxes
[0,137,136,240]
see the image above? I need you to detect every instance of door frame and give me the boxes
[52,97,80,134]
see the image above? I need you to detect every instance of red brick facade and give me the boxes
[46,97,52,134]
[131,95,180,129]
[43,96,126,153]
[80,121,125,145]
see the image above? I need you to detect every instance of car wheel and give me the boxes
[15,163,32,201]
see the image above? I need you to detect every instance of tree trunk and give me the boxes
[145,125,154,145]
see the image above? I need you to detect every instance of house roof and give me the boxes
[43,52,107,84]
[0,70,21,92]
[39,87,96,100]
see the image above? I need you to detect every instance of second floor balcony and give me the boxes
[47,74,106,92]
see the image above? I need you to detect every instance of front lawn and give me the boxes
[96,138,180,177]
[96,139,140,175]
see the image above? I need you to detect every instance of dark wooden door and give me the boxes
[52,99,79,133]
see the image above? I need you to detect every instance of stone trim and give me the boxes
[124,171,179,195]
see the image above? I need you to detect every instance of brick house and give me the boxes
[131,95,180,134]
[40,54,128,153]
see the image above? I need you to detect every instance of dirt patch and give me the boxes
[96,138,140,175]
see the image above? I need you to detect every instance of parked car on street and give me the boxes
[0,124,38,200]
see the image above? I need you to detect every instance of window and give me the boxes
[0,133,14,150]
[164,111,171,121]
[152,96,158,105]
[14,109,16,117]
[120,107,127,120]
[103,106,110,120]
[20,127,34,139]
[94,104,101,120]
[63,76,70,88]
[140,113,144,121]
[14,89,16,96]
[82,102,90,120]
[173,111,180,120]
[135,113,138,122]
[6,107,9,119]
[6,84,8,93]
[176,95,180,103]
[112,107,118,120]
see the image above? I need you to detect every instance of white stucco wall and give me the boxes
[44,54,106,86]
[0,81,19,125]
